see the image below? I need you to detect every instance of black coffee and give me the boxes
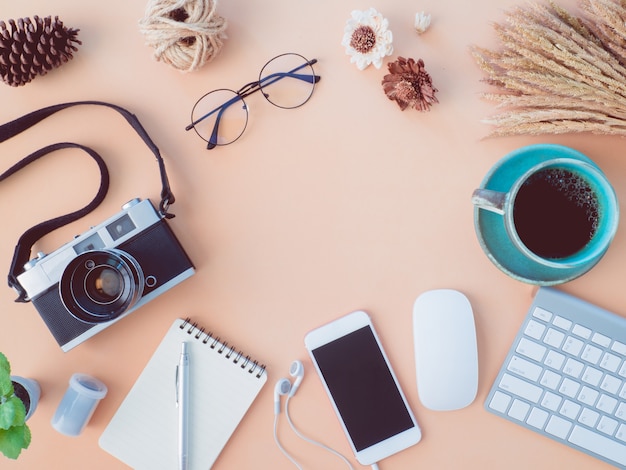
[513,168,599,259]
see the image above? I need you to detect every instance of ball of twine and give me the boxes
[139,0,227,72]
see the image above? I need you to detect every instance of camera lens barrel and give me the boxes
[59,249,144,324]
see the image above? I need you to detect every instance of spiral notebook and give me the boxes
[99,318,267,469]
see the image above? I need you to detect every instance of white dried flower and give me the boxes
[341,8,393,70]
[414,12,431,34]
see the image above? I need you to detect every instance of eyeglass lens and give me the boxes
[188,53,318,148]
[258,53,316,109]
[191,89,248,147]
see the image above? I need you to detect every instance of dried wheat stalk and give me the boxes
[472,0,626,137]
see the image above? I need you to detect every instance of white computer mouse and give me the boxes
[413,289,478,411]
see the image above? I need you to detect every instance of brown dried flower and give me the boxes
[382,57,438,111]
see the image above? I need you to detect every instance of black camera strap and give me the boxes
[0,101,177,302]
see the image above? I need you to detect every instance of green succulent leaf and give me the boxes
[0,397,25,430]
[0,354,11,398]
[0,376,12,399]
[0,424,31,459]
[0,353,9,375]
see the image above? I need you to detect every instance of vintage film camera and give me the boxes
[16,198,195,351]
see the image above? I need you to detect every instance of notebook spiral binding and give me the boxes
[180,318,266,378]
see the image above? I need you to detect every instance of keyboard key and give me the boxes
[600,352,621,373]
[540,370,561,390]
[596,394,618,414]
[546,415,572,439]
[488,391,511,414]
[577,386,599,407]
[620,362,626,379]
[620,383,626,400]
[500,373,543,403]
[572,324,592,340]
[541,391,562,412]
[581,366,603,387]
[552,315,572,331]
[517,338,547,362]
[532,306,552,322]
[612,340,626,356]
[578,407,600,428]
[508,399,530,421]
[558,378,580,398]
[544,350,565,370]
[597,416,619,436]
[562,336,584,356]
[559,400,581,420]
[591,332,611,348]
[569,425,626,466]
[581,344,602,364]
[527,407,549,429]
[544,328,565,349]
[524,320,546,340]
[617,424,626,443]
[508,356,543,382]
[563,358,584,378]
[599,374,622,395]
[617,402,626,420]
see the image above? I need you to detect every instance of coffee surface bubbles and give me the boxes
[513,168,599,259]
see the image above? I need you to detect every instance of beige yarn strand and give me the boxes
[139,0,227,72]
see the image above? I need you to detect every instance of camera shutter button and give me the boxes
[122,198,141,210]
[23,252,46,270]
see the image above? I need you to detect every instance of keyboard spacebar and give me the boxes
[569,425,626,466]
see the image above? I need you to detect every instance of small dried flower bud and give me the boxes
[414,12,431,34]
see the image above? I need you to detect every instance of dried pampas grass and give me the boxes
[472,0,626,137]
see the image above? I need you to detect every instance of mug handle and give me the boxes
[471,189,507,215]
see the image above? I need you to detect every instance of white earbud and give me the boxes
[288,360,304,397]
[276,360,354,470]
[274,378,291,415]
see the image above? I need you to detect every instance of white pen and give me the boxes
[176,341,190,470]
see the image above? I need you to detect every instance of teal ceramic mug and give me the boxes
[471,144,619,285]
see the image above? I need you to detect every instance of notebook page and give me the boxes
[99,318,267,469]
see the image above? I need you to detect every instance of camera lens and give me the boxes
[60,250,144,324]
[85,267,124,303]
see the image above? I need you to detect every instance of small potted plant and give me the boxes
[0,352,39,459]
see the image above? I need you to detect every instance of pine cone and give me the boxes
[0,15,81,87]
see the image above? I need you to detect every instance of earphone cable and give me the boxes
[273,413,304,470]
[285,395,355,470]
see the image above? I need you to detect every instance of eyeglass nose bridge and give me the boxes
[237,80,263,97]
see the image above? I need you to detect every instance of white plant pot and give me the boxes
[10,376,40,421]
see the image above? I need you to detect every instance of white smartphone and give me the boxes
[304,310,421,466]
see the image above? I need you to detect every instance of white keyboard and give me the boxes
[486,287,626,468]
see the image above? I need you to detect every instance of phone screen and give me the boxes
[310,325,415,451]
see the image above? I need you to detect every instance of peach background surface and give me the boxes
[1,0,624,469]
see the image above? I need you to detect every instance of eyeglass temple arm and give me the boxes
[237,66,320,99]
[207,98,244,149]
[257,59,321,90]
[206,107,225,149]
[261,71,320,88]
[185,93,243,131]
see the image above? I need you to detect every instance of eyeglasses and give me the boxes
[186,52,321,149]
